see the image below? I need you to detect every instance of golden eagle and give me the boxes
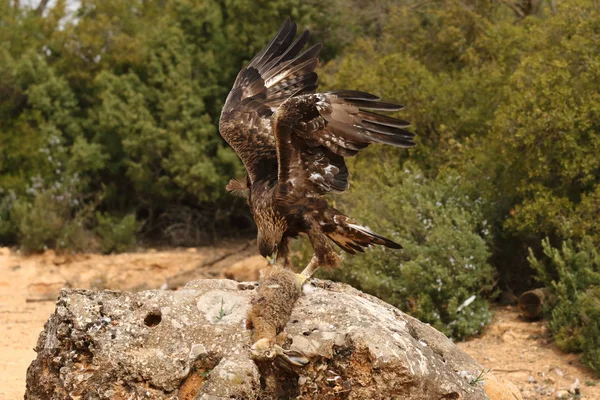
[219,18,415,276]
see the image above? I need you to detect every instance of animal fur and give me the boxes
[246,266,303,345]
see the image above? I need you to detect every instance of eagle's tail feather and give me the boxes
[326,212,402,254]
[346,222,403,249]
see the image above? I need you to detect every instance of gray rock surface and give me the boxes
[25,278,512,399]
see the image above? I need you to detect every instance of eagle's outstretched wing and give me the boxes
[219,18,322,184]
[274,91,415,197]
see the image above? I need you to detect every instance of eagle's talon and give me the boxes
[294,273,309,288]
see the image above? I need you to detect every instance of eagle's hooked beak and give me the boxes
[266,249,278,265]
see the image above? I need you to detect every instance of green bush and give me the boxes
[470,0,600,291]
[321,0,600,297]
[314,162,495,339]
[488,0,600,241]
[95,213,138,254]
[0,189,17,243]
[529,237,600,372]
[11,187,95,253]
[11,190,66,252]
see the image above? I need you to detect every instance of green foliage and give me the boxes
[323,0,600,295]
[319,1,514,172]
[529,237,600,372]
[0,189,17,243]
[488,0,600,243]
[11,190,66,252]
[318,162,495,339]
[95,213,138,254]
[0,0,328,250]
[11,183,95,253]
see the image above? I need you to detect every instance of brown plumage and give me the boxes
[219,18,415,271]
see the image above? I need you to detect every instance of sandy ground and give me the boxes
[458,307,600,399]
[1,246,599,400]
[0,243,263,400]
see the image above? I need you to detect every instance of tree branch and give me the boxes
[35,0,50,16]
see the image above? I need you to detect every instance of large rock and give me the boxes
[26,279,520,400]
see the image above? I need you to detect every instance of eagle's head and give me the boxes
[255,210,287,264]
[258,238,278,264]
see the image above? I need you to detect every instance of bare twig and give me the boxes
[492,368,534,374]
[500,0,525,17]
[26,297,57,303]
[500,0,543,18]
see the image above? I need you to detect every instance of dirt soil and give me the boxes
[458,306,600,399]
[1,246,599,400]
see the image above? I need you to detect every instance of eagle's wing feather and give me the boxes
[219,18,322,184]
[274,91,415,197]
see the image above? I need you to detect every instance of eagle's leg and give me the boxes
[300,255,319,278]
[301,221,340,278]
